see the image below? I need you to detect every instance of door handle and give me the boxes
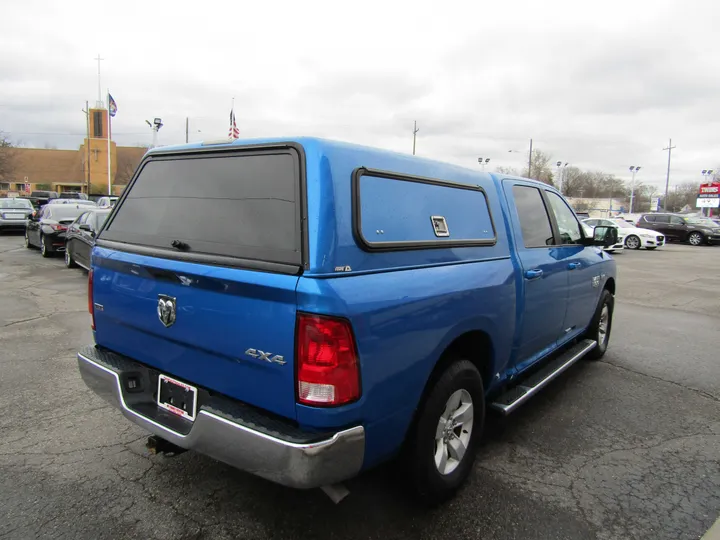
[568,262,581,270]
[524,269,543,280]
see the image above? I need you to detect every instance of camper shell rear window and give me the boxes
[101,148,304,267]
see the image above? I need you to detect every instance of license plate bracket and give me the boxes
[157,374,198,421]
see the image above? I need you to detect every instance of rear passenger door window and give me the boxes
[512,186,554,248]
[545,192,583,245]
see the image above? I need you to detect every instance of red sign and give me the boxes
[699,182,720,195]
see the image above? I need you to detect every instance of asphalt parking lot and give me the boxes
[0,234,718,540]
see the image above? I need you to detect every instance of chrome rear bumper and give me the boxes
[77,347,365,489]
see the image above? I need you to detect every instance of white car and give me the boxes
[583,218,665,250]
[581,221,624,253]
[97,196,118,208]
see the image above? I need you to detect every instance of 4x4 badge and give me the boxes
[157,294,177,328]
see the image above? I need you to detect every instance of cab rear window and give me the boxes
[101,150,302,266]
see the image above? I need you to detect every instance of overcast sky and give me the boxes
[1,0,718,189]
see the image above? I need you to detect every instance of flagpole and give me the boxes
[107,90,112,196]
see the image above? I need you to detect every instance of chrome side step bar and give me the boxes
[490,339,597,415]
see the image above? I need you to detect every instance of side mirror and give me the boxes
[79,224,92,232]
[592,226,618,248]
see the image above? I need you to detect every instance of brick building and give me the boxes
[1,107,145,197]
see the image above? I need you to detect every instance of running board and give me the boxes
[490,339,597,415]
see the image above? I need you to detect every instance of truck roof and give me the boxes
[148,136,548,191]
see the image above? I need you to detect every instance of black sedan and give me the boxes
[64,208,111,270]
[25,204,88,257]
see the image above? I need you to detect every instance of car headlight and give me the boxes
[640,233,654,238]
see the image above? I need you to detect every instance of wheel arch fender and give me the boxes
[399,318,499,448]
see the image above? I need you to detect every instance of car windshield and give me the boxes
[684,217,716,226]
[608,219,634,228]
[0,199,33,209]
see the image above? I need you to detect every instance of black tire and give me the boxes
[646,247,657,250]
[688,231,704,246]
[406,359,485,506]
[624,235,641,250]
[65,245,77,268]
[40,234,52,258]
[24,231,33,249]
[584,289,614,360]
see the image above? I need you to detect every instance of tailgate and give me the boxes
[91,146,306,421]
[93,248,300,419]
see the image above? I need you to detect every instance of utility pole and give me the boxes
[527,138,533,179]
[412,121,419,155]
[662,138,676,211]
[185,117,189,144]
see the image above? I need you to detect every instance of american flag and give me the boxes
[229,108,239,139]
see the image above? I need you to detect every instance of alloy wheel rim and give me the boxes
[434,389,473,475]
[65,250,70,265]
[689,233,701,246]
[598,305,609,345]
[626,236,639,249]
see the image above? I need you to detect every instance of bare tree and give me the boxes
[495,166,520,176]
[0,132,17,182]
[114,146,149,186]
[523,150,554,186]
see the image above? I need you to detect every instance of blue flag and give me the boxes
[108,94,118,117]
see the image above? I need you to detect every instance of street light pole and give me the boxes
[629,165,641,213]
[556,161,562,193]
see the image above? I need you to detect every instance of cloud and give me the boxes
[1,0,719,188]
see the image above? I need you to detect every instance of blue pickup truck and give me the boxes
[77,138,617,504]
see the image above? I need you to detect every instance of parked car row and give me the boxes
[576,212,720,249]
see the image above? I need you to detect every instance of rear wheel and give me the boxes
[625,235,641,250]
[406,359,484,506]
[584,289,614,360]
[24,231,32,249]
[65,246,77,268]
[688,232,704,246]
[40,234,52,258]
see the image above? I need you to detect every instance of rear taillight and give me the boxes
[296,314,360,406]
[88,269,95,330]
[51,224,67,231]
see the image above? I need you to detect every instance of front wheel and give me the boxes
[584,289,614,360]
[406,359,485,506]
[688,232,704,246]
[24,231,32,249]
[625,235,641,250]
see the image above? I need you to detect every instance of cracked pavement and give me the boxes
[0,234,718,540]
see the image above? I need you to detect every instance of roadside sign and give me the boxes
[650,197,659,211]
[699,182,720,196]
[697,197,720,208]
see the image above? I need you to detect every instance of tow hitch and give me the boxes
[145,435,187,457]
